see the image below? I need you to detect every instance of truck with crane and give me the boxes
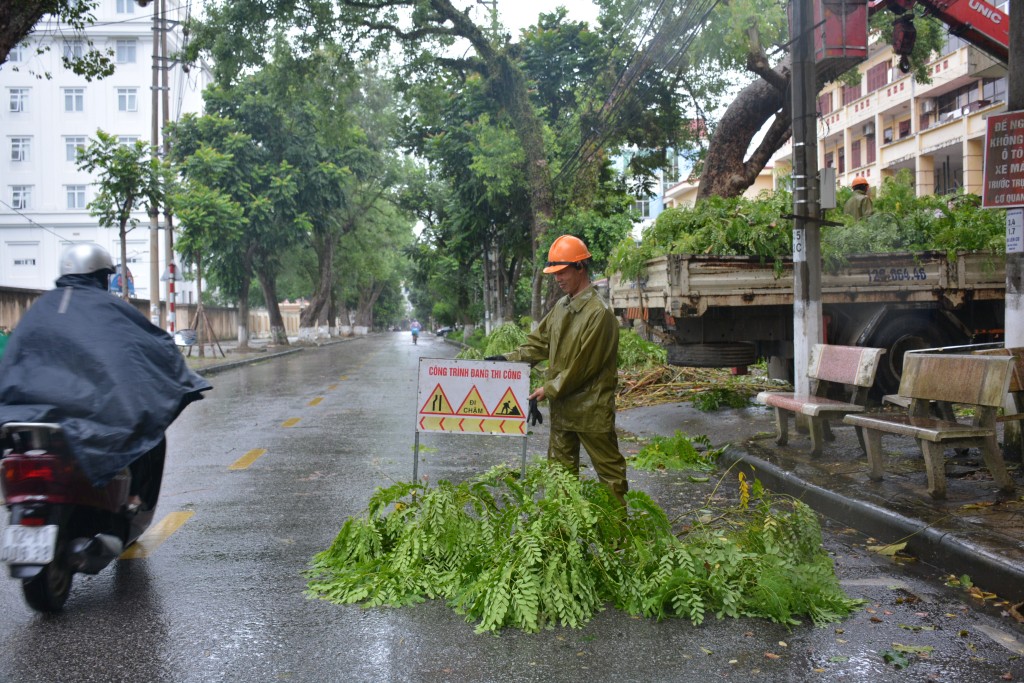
[610,0,1012,394]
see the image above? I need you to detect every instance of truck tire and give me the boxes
[868,315,958,395]
[667,342,757,368]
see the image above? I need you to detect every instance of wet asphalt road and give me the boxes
[0,333,1023,682]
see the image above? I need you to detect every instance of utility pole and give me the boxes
[160,0,176,333]
[147,0,161,327]
[790,0,823,395]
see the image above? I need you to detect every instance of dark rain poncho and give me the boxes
[0,274,211,486]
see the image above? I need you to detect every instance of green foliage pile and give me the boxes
[610,171,1006,282]
[306,464,863,633]
[692,387,750,412]
[629,431,726,472]
[618,328,668,370]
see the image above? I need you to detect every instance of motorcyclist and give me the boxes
[0,243,211,505]
[410,319,421,344]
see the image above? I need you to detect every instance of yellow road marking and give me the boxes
[229,448,266,470]
[327,384,338,391]
[120,511,194,560]
[282,417,300,427]
[308,397,323,406]
[339,375,348,381]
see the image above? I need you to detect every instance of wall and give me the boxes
[0,286,278,342]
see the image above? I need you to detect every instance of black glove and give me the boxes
[528,397,543,426]
[485,355,507,361]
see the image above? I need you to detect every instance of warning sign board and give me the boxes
[417,358,530,436]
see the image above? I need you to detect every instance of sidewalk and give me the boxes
[188,337,1024,605]
[617,401,1024,605]
[181,335,349,376]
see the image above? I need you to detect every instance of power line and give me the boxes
[552,0,720,189]
[0,199,77,242]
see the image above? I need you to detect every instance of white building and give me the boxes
[0,0,208,306]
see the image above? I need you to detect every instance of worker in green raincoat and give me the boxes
[495,235,628,506]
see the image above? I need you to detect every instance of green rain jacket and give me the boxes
[844,191,873,219]
[505,284,618,432]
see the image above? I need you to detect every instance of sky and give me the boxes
[491,0,600,35]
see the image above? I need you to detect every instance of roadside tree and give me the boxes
[76,130,168,300]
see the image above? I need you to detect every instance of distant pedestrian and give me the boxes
[844,177,873,219]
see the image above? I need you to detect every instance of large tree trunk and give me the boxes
[354,281,384,328]
[256,270,289,345]
[195,252,205,358]
[698,71,792,199]
[0,3,45,66]
[236,277,251,351]
[433,0,555,323]
[298,233,336,342]
[494,59,553,323]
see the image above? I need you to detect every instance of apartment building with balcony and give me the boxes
[659,1,1009,211]
[812,28,1008,198]
[0,0,209,300]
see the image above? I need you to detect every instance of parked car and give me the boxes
[435,326,453,337]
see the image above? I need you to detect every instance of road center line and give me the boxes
[308,397,323,406]
[229,448,267,470]
[120,510,194,560]
[282,417,301,427]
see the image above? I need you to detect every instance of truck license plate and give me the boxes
[0,525,58,565]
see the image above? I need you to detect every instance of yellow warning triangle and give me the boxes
[420,384,454,414]
[491,387,524,417]
[456,386,489,416]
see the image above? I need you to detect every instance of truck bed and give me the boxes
[610,251,1005,318]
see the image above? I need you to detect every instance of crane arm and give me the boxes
[869,0,1008,64]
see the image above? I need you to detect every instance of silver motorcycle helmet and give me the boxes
[59,243,116,276]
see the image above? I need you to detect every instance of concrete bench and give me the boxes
[757,344,885,457]
[844,353,1015,499]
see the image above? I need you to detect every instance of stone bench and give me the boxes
[757,344,885,457]
[844,353,1015,499]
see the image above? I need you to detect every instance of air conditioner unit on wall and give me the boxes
[863,122,875,136]
[921,99,936,113]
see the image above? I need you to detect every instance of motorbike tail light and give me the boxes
[3,459,55,484]
[18,516,45,527]
[0,452,73,500]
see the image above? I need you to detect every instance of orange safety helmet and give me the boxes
[543,235,592,273]
[852,176,869,189]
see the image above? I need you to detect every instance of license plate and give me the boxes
[0,525,58,565]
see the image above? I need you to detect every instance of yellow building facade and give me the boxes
[664,22,1008,208]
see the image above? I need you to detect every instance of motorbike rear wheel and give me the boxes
[22,544,72,612]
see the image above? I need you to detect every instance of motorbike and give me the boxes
[0,422,162,612]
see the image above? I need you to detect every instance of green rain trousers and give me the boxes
[506,284,628,505]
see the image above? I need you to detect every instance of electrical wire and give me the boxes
[0,199,74,242]
[552,0,720,189]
